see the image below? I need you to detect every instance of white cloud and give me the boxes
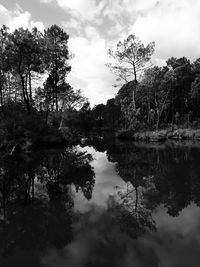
[58,1,140,105]
[132,0,200,61]
[135,0,159,13]
[42,0,135,38]
[40,0,200,105]
[55,0,105,21]
[0,3,45,32]
[40,0,53,3]
[67,28,116,106]
[10,0,200,105]
[61,18,84,36]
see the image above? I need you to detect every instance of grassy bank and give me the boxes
[117,127,200,142]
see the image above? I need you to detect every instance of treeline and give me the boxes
[0,24,86,113]
[64,55,200,134]
[91,35,200,133]
[0,24,87,148]
[1,25,200,144]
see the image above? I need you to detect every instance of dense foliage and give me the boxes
[1,26,200,145]
[0,24,87,148]
[96,54,200,132]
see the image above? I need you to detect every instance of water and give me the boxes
[1,136,200,267]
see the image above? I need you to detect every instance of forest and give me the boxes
[1,24,200,152]
[0,24,88,151]
[1,22,200,267]
[95,35,200,141]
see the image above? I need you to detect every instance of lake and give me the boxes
[0,135,200,267]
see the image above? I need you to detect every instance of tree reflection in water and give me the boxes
[0,147,95,257]
[106,139,200,217]
[1,136,200,266]
[82,134,200,240]
[107,182,156,239]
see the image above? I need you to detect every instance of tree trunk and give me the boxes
[20,74,30,113]
[28,68,32,101]
[55,85,58,111]
[135,186,138,213]
[132,66,137,110]
[147,87,151,124]
[0,75,4,113]
[171,83,174,125]
[8,72,11,102]
[156,109,160,131]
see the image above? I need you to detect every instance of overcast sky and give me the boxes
[0,0,200,106]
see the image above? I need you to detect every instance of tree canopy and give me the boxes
[107,34,155,109]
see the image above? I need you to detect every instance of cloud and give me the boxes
[57,0,140,105]
[0,3,45,32]
[67,27,117,106]
[143,204,200,267]
[40,202,200,267]
[39,0,137,105]
[49,0,105,21]
[40,0,200,105]
[132,0,200,61]
[42,0,135,41]
[40,0,53,3]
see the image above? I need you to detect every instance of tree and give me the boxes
[139,66,174,129]
[191,76,200,116]
[5,27,44,112]
[44,25,71,111]
[59,83,86,111]
[58,84,86,129]
[156,69,176,128]
[91,104,106,129]
[107,34,155,109]
[35,82,86,128]
[190,58,200,117]
[103,98,121,130]
[0,25,10,112]
[166,57,192,118]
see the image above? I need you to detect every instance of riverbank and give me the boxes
[0,125,82,154]
[117,128,200,142]
[0,130,68,154]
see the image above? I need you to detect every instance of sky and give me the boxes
[0,0,200,106]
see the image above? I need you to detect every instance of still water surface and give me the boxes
[1,137,200,267]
